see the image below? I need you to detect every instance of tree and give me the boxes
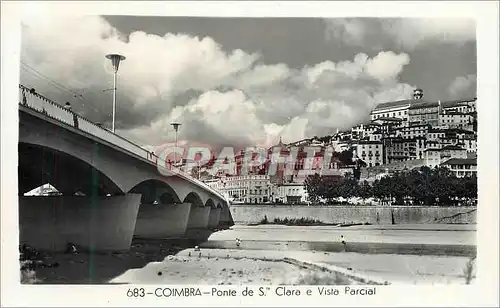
[358,180,372,201]
[337,149,355,166]
[304,173,321,203]
[336,175,359,199]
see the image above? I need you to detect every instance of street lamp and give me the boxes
[105,53,126,133]
[171,122,181,164]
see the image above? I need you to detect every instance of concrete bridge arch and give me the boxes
[18,107,233,252]
[20,110,226,206]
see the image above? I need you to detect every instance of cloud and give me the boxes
[448,74,477,98]
[21,15,416,150]
[324,18,475,50]
[365,51,410,82]
[324,18,367,46]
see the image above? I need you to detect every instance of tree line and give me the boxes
[304,166,477,206]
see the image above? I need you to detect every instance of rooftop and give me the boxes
[442,110,472,115]
[441,158,477,166]
[373,96,476,113]
[409,101,440,109]
[443,128,475,135]
[441,145,465,151]
[373,99,415,111]
[357,140,383,145]
[373,117,404,122]
[441,98,477,108]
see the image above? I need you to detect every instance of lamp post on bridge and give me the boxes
[171,122,182,165]
[105,53,126,133]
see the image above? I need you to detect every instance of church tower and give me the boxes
[413,88,424,100]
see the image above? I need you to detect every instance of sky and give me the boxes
[19,15,476,150]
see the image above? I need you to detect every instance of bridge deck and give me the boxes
[18,84,225,201]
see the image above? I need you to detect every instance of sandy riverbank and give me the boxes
[109,254,356,285]
[23,224,476,284]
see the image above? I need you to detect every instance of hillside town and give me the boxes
[200,88,477,205]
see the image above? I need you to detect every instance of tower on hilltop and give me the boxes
[413,88,424,100]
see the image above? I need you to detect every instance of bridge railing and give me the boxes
[18,85,226,201]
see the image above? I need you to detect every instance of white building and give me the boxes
[204,179,222,191]
[330,140,351,152]
[214,175,272,204]
[370,88,425,121]
[370,101,411,121]
[439,111,475,129]
[457,136,477,153]
[440,145,468,160]
[441,98,477,114]
[423,145,467,168]
[274,183,309,204]
[426,129,446,141]
[392,124,430,139]
[423,148,442,168]
[441,158,477,178]
[354,141,383,167]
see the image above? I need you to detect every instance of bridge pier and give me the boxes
[134,203,191,239]
[186,205,211,229]
[19,194,141,252]
[218,206,234,229]
[184,205,211,239]
[207,207,222,230]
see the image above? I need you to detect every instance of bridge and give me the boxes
[18,84,233,252]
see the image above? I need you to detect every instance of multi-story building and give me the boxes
[370,100,412,121]
[457,135,477,153]
[440,158,477,178]
[439,111,475,129]
[440,145,467,160]
[392,124,431,139]
[423,148,443,168]
[331,140,351,152]
[354,140,383,167]
[350,87,477,171]
[274,183,309,204]
[216,175,273,204]
[364,123,382,137]
[351,123,370,140]
[368,130,383,142]
[423,145,467,168]
[370,88,424,121]
[384,136,427,163]
[425,140,442,149]
[204,179,223,191]
[441,98,477,114]
[408,101,440,126]
[427,128,446,141]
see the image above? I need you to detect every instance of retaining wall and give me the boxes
[229,204,477,225]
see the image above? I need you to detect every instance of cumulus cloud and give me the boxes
[324,18,475,50]
[448,74,477,98]
[21,15,416,149]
